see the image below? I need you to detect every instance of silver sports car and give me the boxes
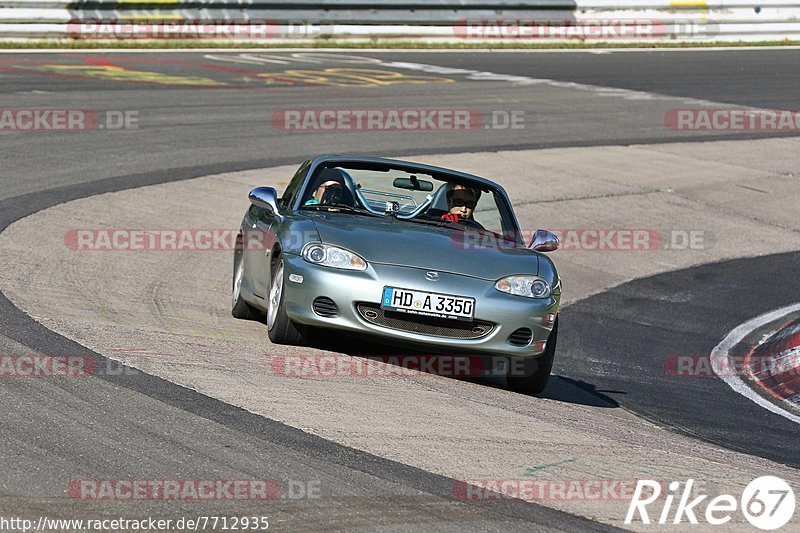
[232,156,561,394]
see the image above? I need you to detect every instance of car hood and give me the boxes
[306,213,539,280]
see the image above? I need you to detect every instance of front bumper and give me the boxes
[282,253,560,358]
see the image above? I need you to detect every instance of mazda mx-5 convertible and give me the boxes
[231,156,561,394]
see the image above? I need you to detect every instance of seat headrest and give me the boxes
[314,167,350,189]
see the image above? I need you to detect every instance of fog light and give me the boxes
[542,313,556,327]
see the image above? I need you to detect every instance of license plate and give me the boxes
[381,287,475,321]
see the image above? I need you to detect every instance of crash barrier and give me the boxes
[1,0,800,41]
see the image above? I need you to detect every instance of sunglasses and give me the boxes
[452,199,477,209]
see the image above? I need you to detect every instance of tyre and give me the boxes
[266,255,306,345]
[231,242,260,320]
[507,317,558,395]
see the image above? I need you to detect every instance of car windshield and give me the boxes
[299,163,520,241]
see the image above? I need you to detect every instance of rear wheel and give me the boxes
[267,256,306,345]
[507,317,558,395]
[231,243,260,320]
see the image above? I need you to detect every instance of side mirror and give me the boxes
[529,229,559,253]
[249,187,279,216]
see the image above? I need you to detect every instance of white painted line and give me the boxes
[376,59,737,108]
[710,303,800,425]
[193,52,775,112]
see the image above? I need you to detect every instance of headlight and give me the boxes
[495,275,551,299]
[302,243,367,271]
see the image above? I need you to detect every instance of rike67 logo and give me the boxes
[626,477,796,530]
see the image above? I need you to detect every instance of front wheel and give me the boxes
[231,245,260,320]
[266,256,306,345]
[507,317,558,395]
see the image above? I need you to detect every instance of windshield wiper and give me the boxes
[300,204,382,217]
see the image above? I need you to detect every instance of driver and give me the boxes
[440,184,481,225]
[304,180,344,206]
[304,174,346,206]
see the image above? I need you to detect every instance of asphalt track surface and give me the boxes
[1,49,798,529]
[2,48,800,199]
[560,252,800,468]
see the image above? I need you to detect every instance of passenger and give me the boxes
[440,184,481,225]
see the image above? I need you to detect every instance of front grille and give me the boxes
[313,297,339,317]
[356,303,493,339]
[508,328,533,347]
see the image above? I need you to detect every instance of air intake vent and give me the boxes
[508,328,533,347]
[356,303,493,339]
[312,297,339,317]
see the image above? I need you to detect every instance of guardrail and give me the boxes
[1,0,799,42]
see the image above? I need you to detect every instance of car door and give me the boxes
[243,206,279,301]
[244,160,311,302]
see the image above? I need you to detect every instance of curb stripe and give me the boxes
[711,303,800,425]
[748,318,800,401]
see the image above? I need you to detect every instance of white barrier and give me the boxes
[1,0,799,42]
[0,9,70,23]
